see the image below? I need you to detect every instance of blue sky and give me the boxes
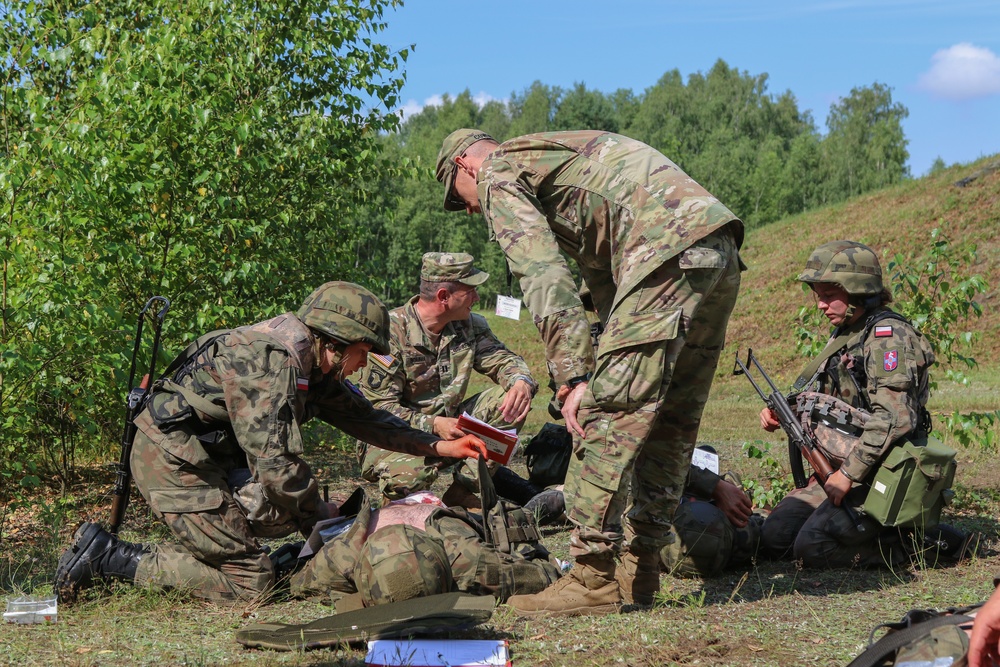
[377,0,1000,177]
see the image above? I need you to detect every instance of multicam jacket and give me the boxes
[476,130,742,384]
[795,307,935,483]
[359,297,533,433]
[138,313,440,532]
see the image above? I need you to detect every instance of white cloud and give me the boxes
[917,43,1000,101]
[396,92,503,120]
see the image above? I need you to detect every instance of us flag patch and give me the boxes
[884,350,898,372]
[874,325,894,338]
[296,376,309,391]
[370,352,395,369]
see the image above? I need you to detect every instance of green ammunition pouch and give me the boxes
[861,436,957,528]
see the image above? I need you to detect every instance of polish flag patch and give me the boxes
[874,325,894,338]
[883,350,898,372]
[296,376,309,391]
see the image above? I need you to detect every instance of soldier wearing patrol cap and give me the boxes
[437,128,744,616]
[55,282,487,605]
[759,241,965,567]
[358,252,542,507]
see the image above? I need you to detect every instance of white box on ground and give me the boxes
[365,638,510,666]
[4,596,57,624]
[691,447,719,474]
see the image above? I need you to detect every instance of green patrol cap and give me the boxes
[420,252,489,286]
[435,128,495,211]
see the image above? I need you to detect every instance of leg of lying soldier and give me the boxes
[792,487,901,568]
[360,446,443,501]
[423,509,560,602]
[130,430,274,603]
[760,479,827,559]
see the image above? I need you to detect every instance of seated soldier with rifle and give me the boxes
[55,282,486,604]
[358,252,544,508]
[757,241,967,567]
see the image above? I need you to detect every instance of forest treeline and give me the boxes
[355,60,911,305]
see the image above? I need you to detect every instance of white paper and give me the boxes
[691,447,719,475]
[494,295,521,320]
[366,639,509,666]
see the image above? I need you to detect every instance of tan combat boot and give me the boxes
[505,553,620,617]
[616,548,661,608]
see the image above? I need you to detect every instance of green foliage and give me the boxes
[1,0,408,494]
[742,440,793,508]
[888,230,991,450]
[794,293,828,358]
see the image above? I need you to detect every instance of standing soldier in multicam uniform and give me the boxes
[759,241,964,567]
[55,282,486,604]
[436,129,744,616]
[358,252,542,508]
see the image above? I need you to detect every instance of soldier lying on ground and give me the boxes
[289,489,561,608]
[759,242,968,567]
[358,252,544,509]
[55,282,486,604]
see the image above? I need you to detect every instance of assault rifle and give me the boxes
[733,348,865,533]
[109,296,170,535]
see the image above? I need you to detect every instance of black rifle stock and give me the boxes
[733,348,865,533]
[109,296,170,535]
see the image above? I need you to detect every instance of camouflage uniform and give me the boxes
[359,294,534,499]
[461,130,744,558]
[761,244,936,568]
[130,311,442,603]
[291,496,560,605]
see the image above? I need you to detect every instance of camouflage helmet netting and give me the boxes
[356,524,453,607]
[797,240,884,296]
[297,281,390,354]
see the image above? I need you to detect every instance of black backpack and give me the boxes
[523,423,573,488]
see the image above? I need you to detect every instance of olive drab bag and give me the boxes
[845,604,981,667]
[861,436,957,528]
[523,423,573,488]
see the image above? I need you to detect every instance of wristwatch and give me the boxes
[512,374,539,397]
[565,372,593,389]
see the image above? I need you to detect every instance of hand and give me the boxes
[711,479,752,528]
[561,381,589,438]
[499,379,534,424]
[969,583,1000,667]
[432,416,465,440]
[555,383,572,405]
[823,469,853,507]
[759,407,781,432]
[434,434,488,461]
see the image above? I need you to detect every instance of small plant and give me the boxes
[794,297,828,358]
[742,440,793,509]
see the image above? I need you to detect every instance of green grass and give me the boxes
[3,157,1000,666]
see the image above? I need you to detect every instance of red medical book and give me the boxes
[456,412,518,465]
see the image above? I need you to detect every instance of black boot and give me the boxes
[491,466,543,506]
[523,488,567,526]
[55,522,148,603]
[922,524,979,564]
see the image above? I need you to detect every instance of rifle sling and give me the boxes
[160,379,231,423]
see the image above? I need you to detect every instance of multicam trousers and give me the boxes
[564,224,743,558]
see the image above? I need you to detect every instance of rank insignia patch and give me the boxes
[883,349,898,372]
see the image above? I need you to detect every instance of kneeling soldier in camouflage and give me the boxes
[358,252,541,508]
[55,282,486,604]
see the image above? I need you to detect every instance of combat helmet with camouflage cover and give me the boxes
[798,240,884,296]
[355,524,453,607]
[297,281,390,354]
